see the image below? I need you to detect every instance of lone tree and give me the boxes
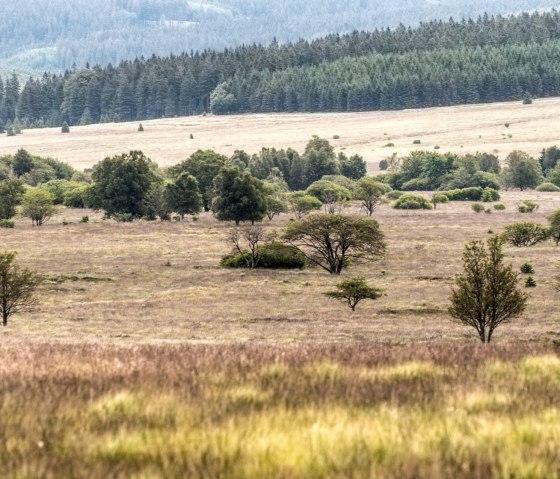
[227,225,267,269]
[449,236,528,343]
[283,213,385,274]
[0,252,41,326]
[324,276,382,311]
[354,177,387,216]
[21,188,56,226]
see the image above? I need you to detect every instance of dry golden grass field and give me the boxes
[1,97,560,171]
[2,105,560,478]
[1,192,559,345]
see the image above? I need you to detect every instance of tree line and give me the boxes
[3,10,560,130]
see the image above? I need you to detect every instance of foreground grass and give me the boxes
[1,342,559,478]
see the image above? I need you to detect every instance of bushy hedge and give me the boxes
[442,187,500,202]
[393,193,432,210]
[221,242,306,269]
[536,182,560,192]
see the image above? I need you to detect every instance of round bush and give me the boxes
[471,203,485,213]
[385,191,403,200]
[494,204,506,210]
[221,242,306,269]
[536,182,560,192]
[393,193,432,210]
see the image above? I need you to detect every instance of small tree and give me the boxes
[138,123,144,132]
[547,210,560,245]
[20,188,56,226]
[164,172,203,219]
[61,121,70,133]
[227,225,266,269]
[283,214,385,274]
[324,276,382,311]
[449,237,528,343]
[355,177,386,216]
[0,179,25,219]
[0,252,41,326]
[305,179,351,214]
[286,192,322,219]
[431,192,449,209]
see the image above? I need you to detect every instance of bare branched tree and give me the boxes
[227,225,267,269]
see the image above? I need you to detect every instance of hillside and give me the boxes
[0,98,558,171]
[1,0,559,73]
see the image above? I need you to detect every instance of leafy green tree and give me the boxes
[305,179,352,214]
[354,177,387,216]
[0,179,25,219]
[210,82,237,114]
[164,172,203,219]
[89,151,160,218]
[339,153,367,180]
[0,251,41,326]
[20,188,56,226]
[324,276,382,311]
[286,192,322,219]
[501,221,549,247]
[547,210,560,246]
[431,192,449,209]
[61,121,70,133]
[212,166,267,225]
[12,149,33,178]
[501,151,543,190]
[449,236,528,343]
[283,213,385,274]
[171,150,228,211]
[144,183,172,221]
[303,136,339,187]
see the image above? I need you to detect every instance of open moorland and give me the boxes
[2,104,560,477]
[2,98,560,171]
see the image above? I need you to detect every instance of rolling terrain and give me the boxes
[1,98,559,171]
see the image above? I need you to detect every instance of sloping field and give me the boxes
[1,98,560,170]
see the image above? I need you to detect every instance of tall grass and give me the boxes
[1,342,558,478]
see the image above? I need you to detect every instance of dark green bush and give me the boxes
[0,219,15,228]
[221,242,306,269]
[501,221,549,247]
[393,193,432,210]
[481,187,501,202]
[525,276,537,287]
[520,263,534,274]
[494,204,506,210]
[443,187,484,201]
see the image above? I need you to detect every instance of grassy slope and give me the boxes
[0,97,559,171]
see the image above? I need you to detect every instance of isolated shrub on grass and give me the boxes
[378,159,389,170]
[221,242,305,269]
[138,123,144,132]
[518,200,539,213]
[61,122,70,133]
[324,276,382,311]
[393,194,432,210]
[383,143,395,147]
[501,221,549,247]
[535,182,560,192]
[412,139,421,145]
[471,203,485,213]
[520,263,534,274]
[0,219,14,228]
[525,276,537,287]
[494,204,506,210]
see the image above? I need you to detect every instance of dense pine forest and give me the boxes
[3,10,560,131]
[2,0,558,73]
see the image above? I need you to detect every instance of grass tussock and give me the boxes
[0,342,559,478]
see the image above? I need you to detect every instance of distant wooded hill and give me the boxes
[2,10,560,131]
[1,0,559,72]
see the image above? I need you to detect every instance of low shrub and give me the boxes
[536,182,560,192]
[383,143,395,147]
[471,203,485,213]
[520,263,534,274]
[481,187,501,202]
[80,216,89,223]
[385,191,403,200]
[501,221,549,247]
[393,193,432,210]
[525,276,537,287]
[518,200,539,213]
[0,219,15,228]
[444,187,484,201]
[221,242,306,269]
[412,139,421,145]
[378,159,389,170]
[494,204,506,210]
